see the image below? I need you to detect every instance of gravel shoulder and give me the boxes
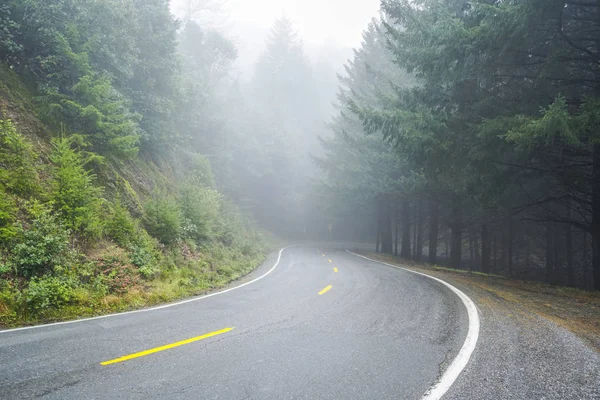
[358,252,600,400]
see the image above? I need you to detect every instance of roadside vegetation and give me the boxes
[0,117,267,327]
[0,1,273,328]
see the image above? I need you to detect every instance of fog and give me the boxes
[170,0,599,288]
[171,0,380,82]
[171,0,380,46]
[166,0,382,239]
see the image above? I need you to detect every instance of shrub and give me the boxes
[93,246,140,294]
[0,280,18,321]
[0,119,40,197]
[186,155,216,188]
[214,200,244,247]
[26,276,75,312]
[104,198,136,246]
[9,201,71,279]
[129,232,159,279]
[179,184,220,242]
[143,194,181,245]
[0,189,17,244]
[49,135,104,239]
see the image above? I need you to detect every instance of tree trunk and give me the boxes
[428,200,438,264]
[400,198,411,258]
[445,230,449,261]
[492,231,497,273]
[525,225,531,275]
[592,144,600,291]
[468,225,475,270]
[375,199,381,253]
[450,204,462,269]
[506,215,514,276]
[583,231,590,289]
[415,200,424,262]
[381,199,393,254]
[474,228,480,267]
[566,201,574,287]
[546,221,555,284]
[554,222,562,285]
[394,204,399,256]
[481,223,491,273]
[412,203,418,259]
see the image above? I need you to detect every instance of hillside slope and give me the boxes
[0,65,269,328]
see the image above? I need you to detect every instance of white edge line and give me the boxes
[346,250,480,400]
[1,245,301,334]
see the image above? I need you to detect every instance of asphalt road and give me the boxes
[0,245,469,400]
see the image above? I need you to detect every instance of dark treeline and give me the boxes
[316,0,600,290]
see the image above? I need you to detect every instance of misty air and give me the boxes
[0,1,599,399]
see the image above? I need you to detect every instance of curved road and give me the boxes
[0,245,469,400]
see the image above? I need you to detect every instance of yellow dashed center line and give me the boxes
[328,259,332,263]
[318,285,332,295]
[322,254,325,257]
[100,327,234,365]
[334,267,338,273]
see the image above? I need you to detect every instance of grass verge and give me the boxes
[0,242,272,329]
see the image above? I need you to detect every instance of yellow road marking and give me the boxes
[334,267,338,273]
[322,254,325,257]
[318,285,332,295]
[328,259,332,263]
[100,327,234,365]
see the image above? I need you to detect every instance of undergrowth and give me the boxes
[0,118,270,328]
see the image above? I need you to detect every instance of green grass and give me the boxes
[0,244,268,328]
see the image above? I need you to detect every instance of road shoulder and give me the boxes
[357,252,600,400]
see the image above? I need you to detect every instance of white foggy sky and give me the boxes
[171,0,381,77]
[226,0,381,47]
[172,0,381,48]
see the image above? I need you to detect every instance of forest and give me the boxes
[0,0,339,325]
[317,0,600,291]
[0,0,598,327]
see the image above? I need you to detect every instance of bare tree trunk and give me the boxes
[445,230,449,261]
[553,222,562,285]
[500,217,510,275]
[376,199,381,253]
[400,198,411,258]
[566,201,575,286]
[492,231,497,273]
[481,223,491,273]
[546,221,555,284]
[592,144,600,290]
[583,231,590,289]
[428,200,438,264]
[525,223,531,275]
[415,200,424,262]
[394,203,399,256]
[468,225,475,270]
[381,199,394,254]
[507,217,513,276]
[450,204,462,269]
[474,226,481,267]
[412,203,418,259]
